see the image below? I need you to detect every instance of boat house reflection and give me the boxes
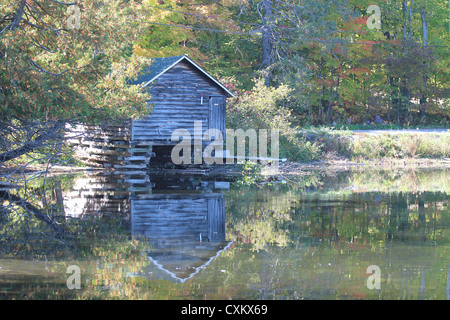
[64,173,231,282]
[132,193,231,282]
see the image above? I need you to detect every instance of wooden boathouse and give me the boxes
[67,55,234,169]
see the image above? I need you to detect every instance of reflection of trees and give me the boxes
[383,192,448,244]
[0,175,74,257]
[220,173,449,298]
[0,174,75,298]
[226,171,449,253]
[289,190,448,247]
[348,168,450,193]
[228,213,291,251]
[226,187,297,251]
[1,168,449,299]
[0,173,152,299]
[1,190,67,236]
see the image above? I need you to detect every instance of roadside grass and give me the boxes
[349,132,450,160]
[307,123,450,131]
[298,129,450,162]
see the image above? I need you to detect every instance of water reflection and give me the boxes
[1,168,449,299]
[63,173,232,283]
[132,193,231,283]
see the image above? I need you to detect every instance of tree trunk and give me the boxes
[401,0,410,125]
[419,9,429,121]
[262,0,272,87]
[397,84,401,124]
[326,69,339,122]
[408,0,414,38]
[10,0,27,31]
[387,75,392,122]
[403,0,408,39]
[420,10,428,47]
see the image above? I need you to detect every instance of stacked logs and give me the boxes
[65,121,155,170]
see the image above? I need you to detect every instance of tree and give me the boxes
[261,0,272,87]
[0,0,152,164]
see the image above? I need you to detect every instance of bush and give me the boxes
[227,79,321,162]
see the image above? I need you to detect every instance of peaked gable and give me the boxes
[130,55,234,97]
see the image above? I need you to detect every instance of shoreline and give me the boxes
[2,157,449,177]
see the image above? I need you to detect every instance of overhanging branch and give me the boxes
[0,120,66,163]
[28,55,69,76]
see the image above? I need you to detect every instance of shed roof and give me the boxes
[129,55,234,97]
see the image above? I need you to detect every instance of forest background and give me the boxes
[1,0,449,165]
[135,0,449,127]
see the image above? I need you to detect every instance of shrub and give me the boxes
[227,79,321,162]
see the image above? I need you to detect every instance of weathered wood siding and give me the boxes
[131,194,225,243]
[207,196,225,241]
[66,122,155,169]
[132,60,227,144]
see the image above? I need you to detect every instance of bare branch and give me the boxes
[17,25,56,53]
[0,121,66,163]
[49,0,78,5]
[0,190,69,238]
[28,55,68,76]
[0,13,14,26]
[22,18,45,30]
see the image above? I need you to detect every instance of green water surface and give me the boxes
[0,168,448,300]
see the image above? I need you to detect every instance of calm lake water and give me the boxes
[0,167,449,300]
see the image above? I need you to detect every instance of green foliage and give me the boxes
[227,78,322,162]
[283,129,450,161]
[225,79,448,163]
[138,0,449,127]
[234,161,264,186]
[302,128,353,158]
[0,0,153,124]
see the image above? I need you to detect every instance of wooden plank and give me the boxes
[136,113,208,119]
[112,164,147,169]
[79,147,131,157]
[75,154,124,164]
[67,140,131,149]
[208,196,225,242]
[125,156,150,162]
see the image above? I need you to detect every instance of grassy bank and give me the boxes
[293,129,450,163]
[2,129,448,178]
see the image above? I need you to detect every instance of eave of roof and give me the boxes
[134,55,235,98]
